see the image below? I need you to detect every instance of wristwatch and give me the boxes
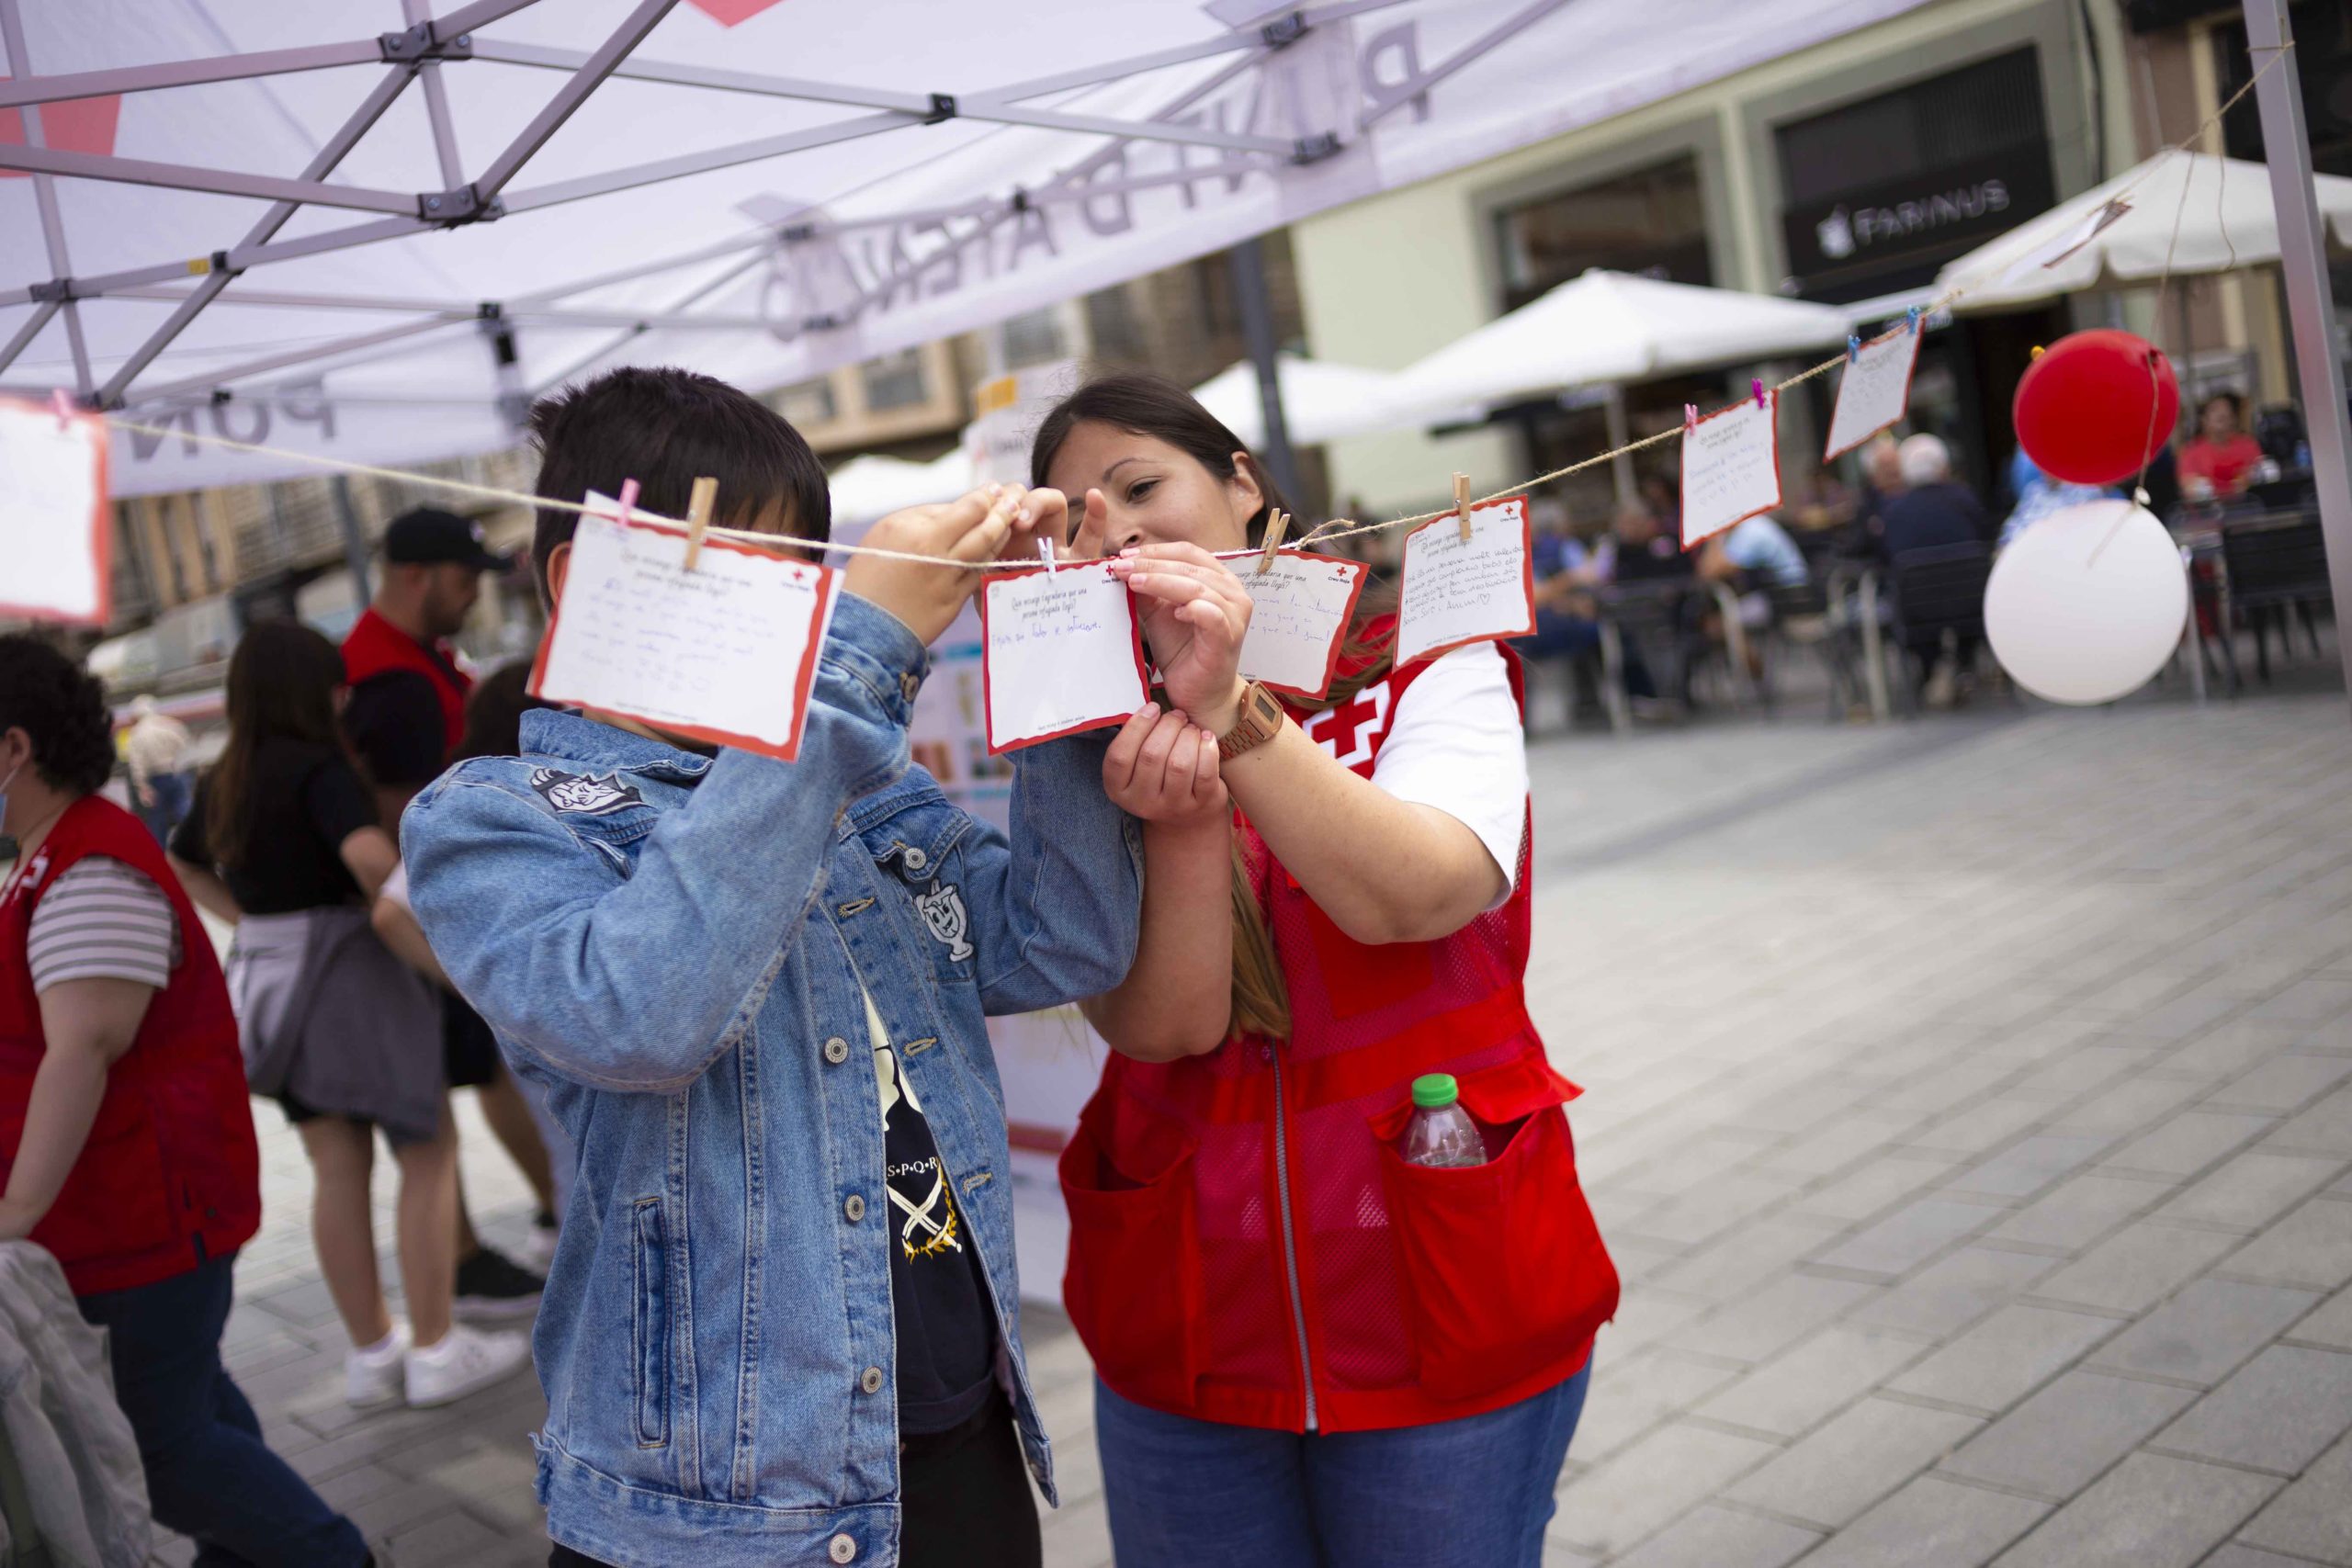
[1216,681,1286,761]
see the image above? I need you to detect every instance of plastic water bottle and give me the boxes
[1399,1074,1488,1168]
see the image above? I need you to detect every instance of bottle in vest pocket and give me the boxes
[1399,1074,1488,1168]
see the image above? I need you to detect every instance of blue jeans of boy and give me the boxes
[1094,1361,1591,1568]
[76,1253,368,1567]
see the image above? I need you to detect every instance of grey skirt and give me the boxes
[225,906,444,1146]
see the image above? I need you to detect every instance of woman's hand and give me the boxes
[1107,543,1251,735]
[1102,704,1226,828]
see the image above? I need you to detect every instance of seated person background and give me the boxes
[1870,434,1987,563]
[2177,390,2265,502]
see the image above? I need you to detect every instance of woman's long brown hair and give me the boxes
[203,619,354,871]
[1032,372,1398,1041]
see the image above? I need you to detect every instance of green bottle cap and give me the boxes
[1411,1073,1459,1110]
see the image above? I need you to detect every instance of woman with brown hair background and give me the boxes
[1035,374,1617,1566]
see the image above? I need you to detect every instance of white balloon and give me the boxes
[1985,501,2188,705]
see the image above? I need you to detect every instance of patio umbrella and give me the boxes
[1374,269,1854,429]
[1190,353,1439,447]
[1933,150,2352,311]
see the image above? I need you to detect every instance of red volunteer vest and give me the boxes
[1062,635,1619,1434]
[341,606,472,758]
[0,795,260,1295]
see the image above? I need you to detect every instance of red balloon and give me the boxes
[2011,329,2180,485]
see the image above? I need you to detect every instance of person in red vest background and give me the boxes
[1034,377,1617,1568]
[342,509,555,1309]
[0,634,375,1566]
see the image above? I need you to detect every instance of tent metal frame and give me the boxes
[0,0,1470,412]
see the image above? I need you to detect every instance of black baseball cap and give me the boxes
[383,507,511,573]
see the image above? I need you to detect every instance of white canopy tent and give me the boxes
[1191,350,1437,446]
[1932,150,2352,311]
[1374,268,1855,428]
[0,0,1940,499]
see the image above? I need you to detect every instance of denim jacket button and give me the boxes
[860,1365,885,1395]
[899,672,921,704]
[830,1533,858,1563]
[823,1037,850,1065]
[843,1194,866,1223]
[902,845,929,872]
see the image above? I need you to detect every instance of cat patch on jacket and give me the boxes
[914,879,973,962]
[529,768,645,818]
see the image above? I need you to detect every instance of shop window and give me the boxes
[860,350,930,413]
[1085,286,1148,367]
[1492,156,1713,310]
[775,378,839,426]
[1000,307,1068,368]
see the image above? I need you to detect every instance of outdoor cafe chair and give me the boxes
[2217,508,2333,693]
[1883,542,1995,716]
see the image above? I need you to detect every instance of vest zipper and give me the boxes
[1268,1042,1318,1432]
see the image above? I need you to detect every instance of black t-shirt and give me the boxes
[172,740,379,913]
[872,1009,998,1435]
[342,670,451,791]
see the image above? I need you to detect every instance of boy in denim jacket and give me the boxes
[401,368,1142,1568]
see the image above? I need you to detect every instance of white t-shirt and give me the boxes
[1351,641,1528,904]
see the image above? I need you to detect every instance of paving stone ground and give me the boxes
[164,679,2352,1568]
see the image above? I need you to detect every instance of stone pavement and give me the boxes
[170,687,2352,1568]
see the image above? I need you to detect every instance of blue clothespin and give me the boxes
[1905,305,1922,334]
[1751,378,1767,411]
[1848,335,1861,364]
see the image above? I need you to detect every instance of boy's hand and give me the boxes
[1103,704,1227,828]
[1105,543,1252,735]
[846,486,1031,644]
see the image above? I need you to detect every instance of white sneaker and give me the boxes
[345,1325,410,1409]
[518,1215,560,1276]
[403,1324,531,1408]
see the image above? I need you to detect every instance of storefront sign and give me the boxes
[1781,151,2056,299]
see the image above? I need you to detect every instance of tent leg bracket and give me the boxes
[379,22,476,64]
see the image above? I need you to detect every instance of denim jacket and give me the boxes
[401,592,1141,1568]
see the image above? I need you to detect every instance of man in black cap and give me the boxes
[340,508,548,1323]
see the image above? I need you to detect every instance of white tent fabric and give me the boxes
[0,0,1933,498]
[1374,269,1853,427]
[1934,151,2352,311]
[1192,351,1433,446]
[827,446,968,525]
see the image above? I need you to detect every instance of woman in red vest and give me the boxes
[0,634,374,1565]
[1034,377,1618,1567]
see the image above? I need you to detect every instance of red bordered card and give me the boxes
[1823,325,1924,460]
[0,396,112,626]
[1394,493,1536,670]
[978,559,1149,753]
[528,504,836,761]
[1680,391,1782,548]
[1229,547,1369,700]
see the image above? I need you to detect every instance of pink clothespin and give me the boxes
[1683,404,1698,434]
[51,389,74,431]
[1751,378,1767,412]
[612,477,640,527]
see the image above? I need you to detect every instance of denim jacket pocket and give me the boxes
[632,1196,672,1449]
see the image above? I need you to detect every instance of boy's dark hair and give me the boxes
[527,367,832,604]
[0,633,115,795]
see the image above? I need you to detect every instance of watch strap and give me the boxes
[1216,681,1285,761]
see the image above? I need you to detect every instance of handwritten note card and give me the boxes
[1824,329,1923,459]
[530,500,837,761]
[979,561,1148,752]
[0,397,111,624]
[1395,495,1535,669]
[1232,550,1368,698]
[1680,394,1781,547]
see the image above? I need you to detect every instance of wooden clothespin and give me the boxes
[683,476,717,571]
[1453,473,1473,544]
[1257,507,1290,574]
[1751,378,1767,412]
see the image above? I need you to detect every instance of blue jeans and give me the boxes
[1094,1362,1591,1568]
[75,1254,368,1567]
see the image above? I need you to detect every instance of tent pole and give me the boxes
[0,0,89,397]
[333,477,373,606]
[98,63,420,409]
[1229,235,1299,506]
[471,0,679,202]
[2243,0,2352,713]
[403,0,467,190]
[0,39,382,111]
[0,143,421,213]
[0,298,58,378]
